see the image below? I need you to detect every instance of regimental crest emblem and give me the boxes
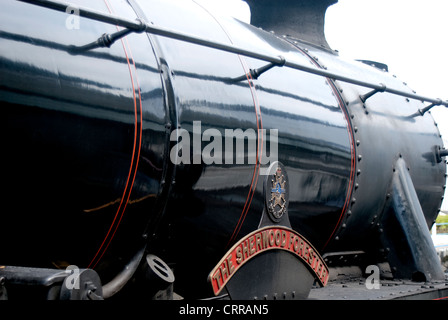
[264,162,289,222]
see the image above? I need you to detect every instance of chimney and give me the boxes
[244,0,337,50]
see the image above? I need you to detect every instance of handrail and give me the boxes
[16,0,448,108]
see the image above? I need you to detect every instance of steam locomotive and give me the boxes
[1,0,447,300]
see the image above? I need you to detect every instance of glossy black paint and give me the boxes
[1,0,169,280]
[0,0,445,298]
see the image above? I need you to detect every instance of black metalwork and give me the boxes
[1,0,446,300]
[418,99,444,116]
[437,148,448,163]
[359,83,386,103]
[380,158,445,282]
[70,20,146,52]
[101,246,146,299]
[232,56,286,82]
[0,266,103,300]
[15,0,448,107]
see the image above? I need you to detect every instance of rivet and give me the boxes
[355,183,359,190]
[358,155,363,161]
[356,140,361,146]
[357,169,361,175]
[354,126,358,132]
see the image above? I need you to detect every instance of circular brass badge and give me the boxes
[264,161,289,222]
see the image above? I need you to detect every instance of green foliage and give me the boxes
[436,214,448,224]
[435,214,448,233]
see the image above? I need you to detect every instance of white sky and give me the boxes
[196,0,448,211]
[325,0,448,140]
[325,0,448,211]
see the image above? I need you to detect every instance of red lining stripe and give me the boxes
[88,0,143,269]
[196,6,264,248]
[322,79,356,249]
[226,63,263,248]
[290,45,356,250]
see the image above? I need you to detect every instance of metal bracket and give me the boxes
[17,0,448,107]
[418,99,443,116]
[359,83,386,103]
[232,56,286,82]
[69,18,146,53]
[0,265,103,300]
[436,148,448,163]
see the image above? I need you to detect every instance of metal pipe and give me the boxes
[17,0,448,107]
[101,246,146,299]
